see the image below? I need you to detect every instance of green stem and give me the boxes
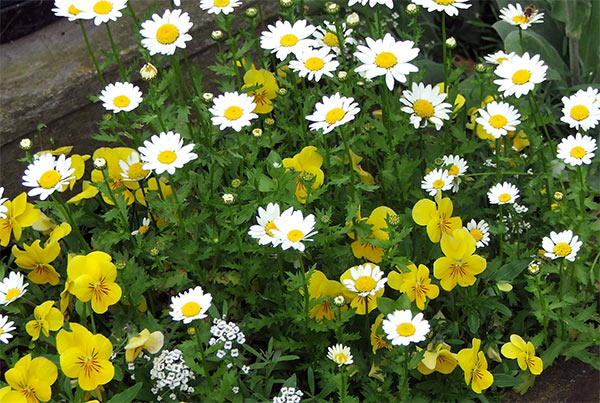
[299,255,310,320]
[223,15,242,88]
[51,193,91,252]
[195,327,211,378]
[89,303,97,333]
[576,165,587,218]
[79,21,105,85]
[126,1,140,29]
[495,137,501,182]
[339,126,358,202]
[105,23,126,80]
[529,93,554,154]
[498,204,504,262]
[340,367,347,402]
[441,13,448,92]
[518,27,525,53]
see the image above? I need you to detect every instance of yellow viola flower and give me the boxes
[435,83,465,115]
[90,147,136,205]
[25,300,64,341]
[370,313,392,354]
[509,129,530,152]
[0,386,27,403]
[47,222,72,245]
[31,211,55,234]
[417,343,458,375]
[35,146,73,156]
[433,228,487,291]
[340,263,387,315]
[346,149,375,185]
[60,277,75,315]
[4,353,58,403]
[242,68,279,114]
[11,240,61,285]
[457,338,494,394]
[134,177,173,207]
[57,323,114,391]
[67,251,122,314]
[412,192,462,244]
[388,264,440,310]
[501,334,543,375]
[350,206,396,263]
[307,270,347,321]
[67,180,99,204]
[0,192,41,247]
[283,146,325,204]
[125,329,165,362]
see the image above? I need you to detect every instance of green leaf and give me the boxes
[541,339,567,367]
[107,383,143,403]
[481,258,529,282]
[493,373,524,388]
[467,313,480,334]
[376,297,396,315]
[504,30,566,81]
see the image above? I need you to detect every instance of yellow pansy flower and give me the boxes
[90,147,136,205]
[125,329,165,362]
[417,343,458,375]
[0,192,40,247]
[457,338,494,394]
[4,354,58,403]
[25,300,64,341]
[501,334,543,375]
[243,68,279,114]
[12,240,61,285]
[134,177,173,207]
[283,146,325,204]
[435,82,465,115]
[307,270,347,321]
[412,192,462,243]
[346,149,375,185]
[388,264,439,310]
[0,386,27,403]
[349,206,395,263]
[370,313,392,354]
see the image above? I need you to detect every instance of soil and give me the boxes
[0,0,56,44]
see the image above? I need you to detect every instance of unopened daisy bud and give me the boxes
[280,0,294,8]
[551,203,559,210]
[486,346,502,363]
[245,7,258,17]
[333,295,345,306]
[337,71,348,81]
[434,157,444,166]
[325,2,340,14]
[265,118,275,126]
[357,80,365,86]
[388,214,400,225]
[405,3,419,15]
[150,247,159,256]
[102,113,112,121]
[188,327,196,335]
[474,63,487,73]
[202,92,214,104]
[554,191,563,201]
[278,88,288,96]
[211,30,224,41]
[116,261,126,269]
[445,37,457,49]
[320,215,330,224]
[231,179,241,188]
[19,138,32,150]
[346,12,360,28]
[140,63,158,80]
[94,157,107,170]
[527,261,540,275]
[252,128,263,138]
[222,193,235,204]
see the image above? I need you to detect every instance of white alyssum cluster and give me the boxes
[150,349,195,397]
[210,316,246,362]
[273,386,304,403]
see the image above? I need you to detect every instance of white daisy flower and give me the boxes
[0,187,7,219]
[99,82,143,113]
[140,9,193,56]
[488,182,520,205]
[138,131,198,175]
[200,0,241,15]
[442,155,468,192]
[209,92,258,132]
[354,33,420,91]
[327,344,354,367]
[475,101,521,138]
[464,219,490,248]
[421,168,454,196]
[77,0,128,25]
[483,50,516,65]
[382,309,430,346]
[169,286,213,324]
[412,0,472,16]
[0,314,16,344]
[499,3,544,30]
[313,22,357,56]
[560,91,600,131]
[248,203,282,246]
[131,217,151,236]
[342,263,387,297]
[348,0,393,9]
[120,151,151,182]
[52,0,88,21]
[542,230,582,262]
[289,47,339,82]
[271,207,317,252]
[575,86,600,103]
[400,82,452,130]
[260,20,317,61]
[305,93,360,134]
[493,52,547,98]
[0,272,28,306]
[556,133,597,166]
[22,153,75,200]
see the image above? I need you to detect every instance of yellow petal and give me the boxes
[412,199,437,226]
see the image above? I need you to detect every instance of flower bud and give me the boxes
[222,193,235,204]
[245,7,258,17]
[325,2,340,14]
[252,128,263,138]
[278,88,288,96]
[150,247,159,257]
[140,63,158,80]
[202,92,214,104]
[527,261,540,275]
[553,191,563,201]
[19,138,32,151]
[337,71,348,81]
[551,203,559,210]
[445,37,457,49]
[211,30,224,41]
[94,157,107,170]
[333,295,345,306]
[346,12,360,28]
[280,0,294,8]
[405,3,419,15]
[474,63,487,73]
[231,179,241,188]
[265,118,275,126]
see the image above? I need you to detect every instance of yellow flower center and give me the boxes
[5,288,20,301]
[181,301,201,317]
[570,105,590,121]
[39,170,61,189]
[0,328,2,336]
[489,114,508,129]
[334,353,348,364]
[323,32,339,48]
[305,57,325,71]
[512,69,531,85]
[127,162,149,180]
[553,242,572,257]
[214,0,230,7]
[287,229,304,242]
[433,179,446,189]
[396,322,416,337]
[512,15,530,24]
[156,23,180,45]
[354,276,376,293]
[413,99,435,118]
[113,95,130,108]
[374,51,397,68]
[280,34,299,47]
[265,221,278,236]
[434,0,455,4]
[93,0,113,14]
[158,150,177,164]
[68,4,81,15]
[224,106,243,121]
[470,228,483,241]
[498,193,512,203]
[496,57,508,63]
[570,146,586,159]
[448,164,459,175]
[138,225,149,234]
[325,107,346,124]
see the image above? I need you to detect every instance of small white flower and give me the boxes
[483,50,516,65]
[476,101,521,138]
[400,82,452,130]
[542,230,582,262]
[412,0,471,16]
[464,219,490,248]
[499,3,544,30]
[222,193,235,204]
[271,207,318,252]
[488,182,520,205]
[231,348,239,357]
[260,20,317,61]
[200,0,241,15]
[513,203,529,214]
[421,168,454,196]
[342,263,387,297]
[242,365,250,374]
[210,92,258,132]
[0,314,16,344]
[140,9,193,56]
[560,91,600,131]
[51,0,89,21]
[139,131,198,175]
[232,386,240,394]
[248,203,282,246]
[169,286,212,324]
[0,272,28,306]
[289,47,339,82]
[131,217,151,236]
[327,344,354,366]
[312,21,357,55]
[305,93,360,134]
[216,350,226,359]
[493,52,547,98]
[22,153,75,200]
[77,0,127,25]
[382,309,430,346]
[556,133,597,166]
[99,82,143,113]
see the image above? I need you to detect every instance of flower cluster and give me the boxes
[150,349,196,396]
[210,316,246,361]
[272,386,304,403]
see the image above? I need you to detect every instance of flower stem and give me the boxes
[441,13,448,92]
[576,165,587,218]
[88,302,97,333]
[79,21,105,86]
[298,254,310,320]
[223,15,242,88]
[340,367,347,402]
[51,193,91,253]
[339,126,358,202]
[105,23,126,80]
[195,326,211,378]
[518,27,525,53]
